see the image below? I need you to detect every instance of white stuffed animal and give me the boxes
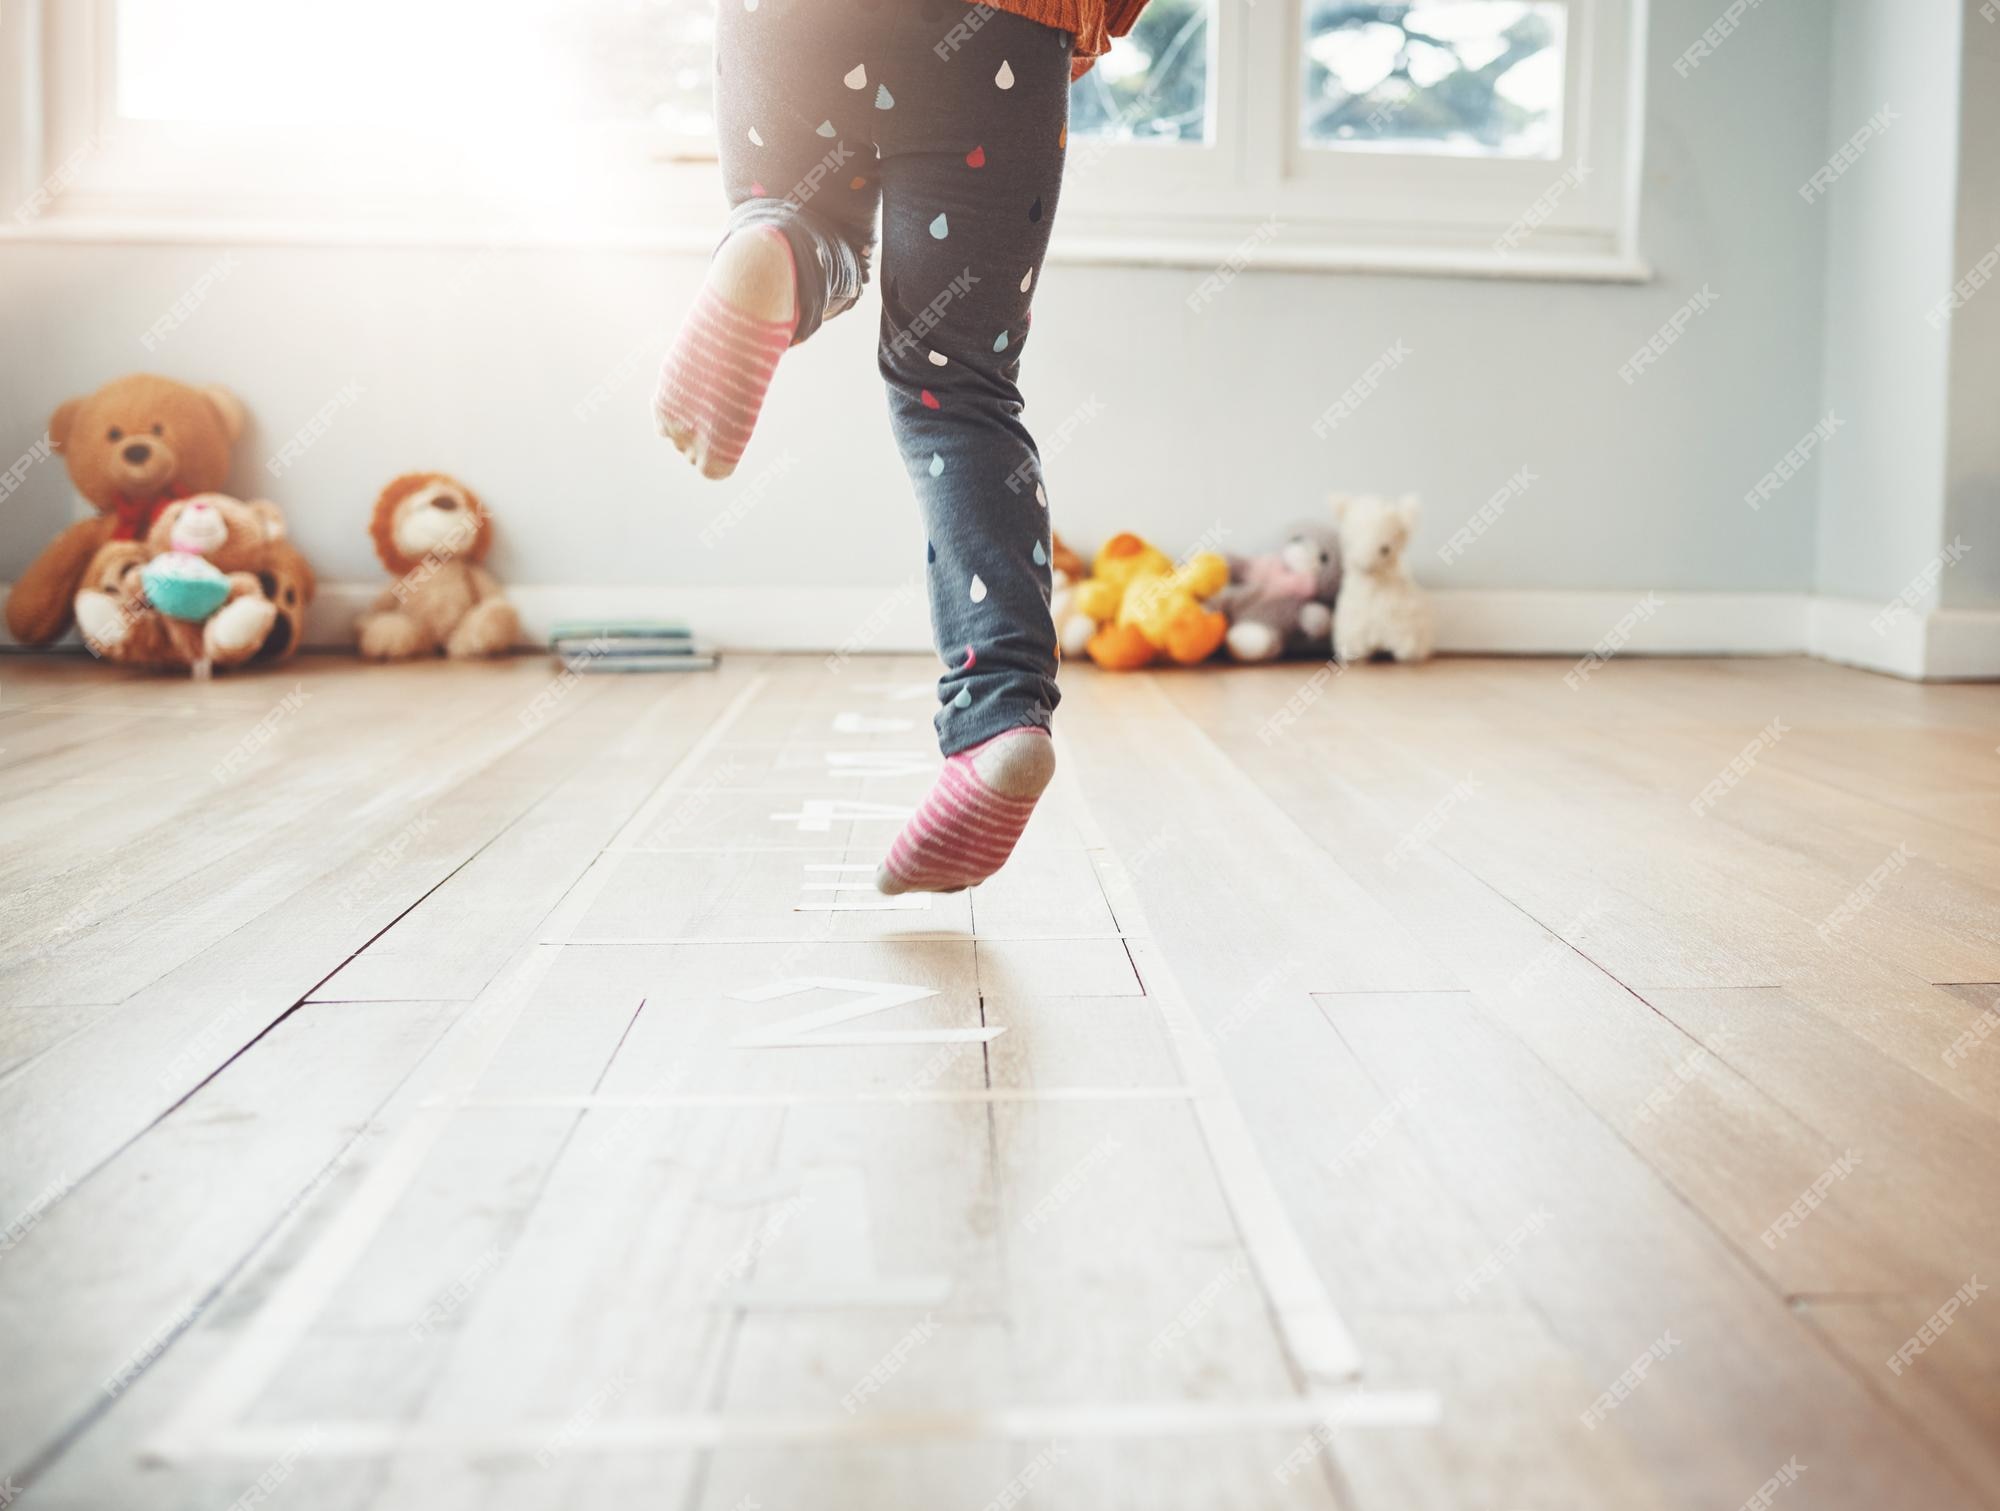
[1051,559,1092,661]
[1332,493,1435,665]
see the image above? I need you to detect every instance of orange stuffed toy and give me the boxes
[6,375,246,647]
[1070,533,1231,670]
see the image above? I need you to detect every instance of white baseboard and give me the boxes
[323,584,1817,662]
[316,583,939,658]
[1807,597,1930,680]
[1923,607,2000,681]
[1807,597,2000,681]
[1430,590,1807,658]
[4,581,1996,680]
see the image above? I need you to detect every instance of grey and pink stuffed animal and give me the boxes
[1216,522,1343,662]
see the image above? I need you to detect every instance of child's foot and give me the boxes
[876,728,1055,895]
[654,228,797,480]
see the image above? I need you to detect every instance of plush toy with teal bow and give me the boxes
[74,494,302,677]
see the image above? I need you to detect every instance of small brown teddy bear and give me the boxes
[254,539,318,664]
[6,374,246,647]
[356,473,519,660]
[70,542,182,667]
[73,494,302,673]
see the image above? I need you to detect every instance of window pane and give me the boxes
[1070,0,1211,144]
[1301,1,1565,158]
[114,0,715,135]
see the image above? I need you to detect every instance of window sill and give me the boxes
[0,208,1652,284]
[1053,234,1651,283]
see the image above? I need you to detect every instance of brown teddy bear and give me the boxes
[6,374,246,647]
[356,473,519,660]
[73,494,308,673]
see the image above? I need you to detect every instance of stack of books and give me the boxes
[548,620,717,673]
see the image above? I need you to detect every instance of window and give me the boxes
[1071,0,1212,144]
[19,0,722,232]
[112,0,715,137]
[1299,1,1565,157]
[6,0,1646,276]
[1057,0,1645,275]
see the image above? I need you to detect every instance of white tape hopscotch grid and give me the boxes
[150,669,1435,1467]
[1053,730,1370,1390]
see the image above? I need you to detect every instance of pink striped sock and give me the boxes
[877,728,1055,895]
[655,234,796,480]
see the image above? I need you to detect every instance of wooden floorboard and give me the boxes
[0,665,730,1216]
[2,652,1995,1511]
[0,997,461,1483]
[1068,668,1993,1509]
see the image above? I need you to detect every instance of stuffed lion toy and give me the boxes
[356,472,519,660]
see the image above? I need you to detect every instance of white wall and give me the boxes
[1814,0,1964,604]
[1,0,1836,623]
[1942,0,2000,610]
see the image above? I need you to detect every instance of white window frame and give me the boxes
[1059,0,1649,277]
[10,0,723,243]
[0,0,1650,281]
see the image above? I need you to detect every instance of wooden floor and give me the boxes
[3,650,1998,1510]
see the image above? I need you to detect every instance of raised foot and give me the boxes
[876,728,1055,895]
[655,228,797,482]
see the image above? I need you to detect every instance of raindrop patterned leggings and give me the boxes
[716,0,1070,753]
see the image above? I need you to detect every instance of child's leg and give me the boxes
[871,13,1072,893]
[655,1,882,478]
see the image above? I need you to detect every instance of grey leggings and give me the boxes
[715,0,1069,753]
